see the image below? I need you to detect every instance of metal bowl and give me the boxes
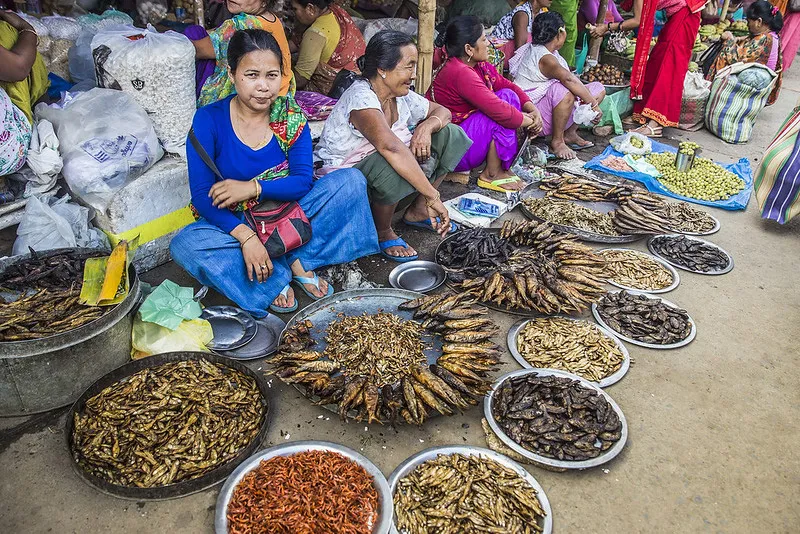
[484,368,628,470]
[592,290,697,349]
[388,261,446,293]
[647,234,734,275]
[215,441,393,534]
[65,352,271,501]
[216,314,285,360]
[597,247,681,294]
[200,306,258,351]
[507,317,630,387]
[388,445,553,534]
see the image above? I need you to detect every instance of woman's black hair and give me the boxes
[434,16,483,59]
[293,0,332,9]
[228,29,284,73]
[746,0,783,32]
[530,11,565,45]
[356,31,416,78]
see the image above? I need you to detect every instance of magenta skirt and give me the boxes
[454,88,522,173]
[533,81,605,137]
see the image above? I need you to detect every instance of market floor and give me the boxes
[2,73,800,534]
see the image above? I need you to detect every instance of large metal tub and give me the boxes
[0,248,141,416]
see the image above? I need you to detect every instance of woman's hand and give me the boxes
[590,101,603,124]
[424,195,452,238]
[590,24,609,38]
[409,123,434,162]
[721,31,734,41]
[0,11,34,32]
[525,109,543,136]
[210,179,258,209]
[242,238,273,283]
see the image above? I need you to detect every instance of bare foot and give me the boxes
[550,140,576,160]
[272,286,296,309]
[378,229,417,258]
[478,169,525,191]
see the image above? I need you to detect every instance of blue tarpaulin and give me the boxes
[584,140,753,211]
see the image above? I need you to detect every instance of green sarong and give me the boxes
[550,0,579,67]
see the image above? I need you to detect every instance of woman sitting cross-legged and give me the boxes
[171,29,379,315]
[427,16,543,192]
[315,31,472,263]
[511,11,605,160]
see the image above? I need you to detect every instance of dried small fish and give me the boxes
[598,249,675,291]
[597,291,692,345]
[394,453,546,534]
[492,373,622,461]
[523,197,620,235]
[516,317,625,382]
[71,360,265,488]
[650,235,730,273]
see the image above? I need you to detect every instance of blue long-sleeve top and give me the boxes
[187,95,314,233]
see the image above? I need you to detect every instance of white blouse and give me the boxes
[511,44,569,94]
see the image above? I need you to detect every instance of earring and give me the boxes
[381,73,386,79]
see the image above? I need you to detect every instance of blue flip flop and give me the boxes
[292,272,334,300]
[379,237,418,263]
[568,142,595,150]
[402,217,458,234]
[269,284,298,314]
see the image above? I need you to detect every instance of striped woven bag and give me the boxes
[754,106,800,224]
[704,63,777,144]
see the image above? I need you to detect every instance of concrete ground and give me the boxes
[2,69,799,534]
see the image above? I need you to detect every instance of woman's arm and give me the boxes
[293,30,327,89]
[538,54,599,106]
[460,70,527,129]
[591,0,644,36]
[191,36,217,61]
[512,11,530,50]
[257,127,315,200]
[0,14,37,82]
[409,101,451,160]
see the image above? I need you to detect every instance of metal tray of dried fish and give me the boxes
[667,213,720,236]
[598,247,680,294]
[507,317,630,387]
[200,306,258,351]
[519,188,641,243]
[484,368,628,470]
[647,234,734,276]
[591,290,697,349]
[215,440,393,534]
[388,445,553,534]
[65,352,271,501]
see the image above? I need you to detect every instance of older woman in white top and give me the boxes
[510,11,605,160]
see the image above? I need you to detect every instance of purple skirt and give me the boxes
[184,25,216,99]
[454,88,522,172]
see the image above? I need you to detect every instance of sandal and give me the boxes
[379,237,418,263]
[477,176,525,192]
[292,272,334,300]
[631,124,663,138]
[269,284,298,314]
[568,141,595,150]
[402,217,458,234]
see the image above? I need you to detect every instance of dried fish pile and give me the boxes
[522,197,620,236]
[650,235,730,273]
[394,453,546,534]
[597,291,692,345]
[492,373,623,461]
[269,294,499,425]
[538,175,717,235]
[0,251,109,341]
[71,360,265,488]
[598,249,675,291]
[436,228,513,278]
[443,221,607,314]
[516,318,625,382]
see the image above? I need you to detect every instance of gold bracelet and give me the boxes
[429,115,444,131]
[425,191,441,208]
[19,28,38,44]
[252,178,261,200]
[241,233,257,247]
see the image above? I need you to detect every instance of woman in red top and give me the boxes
[427,16,543,192]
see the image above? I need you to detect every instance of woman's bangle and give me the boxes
[252,178,261,200]
[19,28,38,44]
[241,233,257,247]
[425,191,441,208]
[428,115,444,131]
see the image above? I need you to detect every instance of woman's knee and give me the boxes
[169,227,193,266]
[321,167,368,195]
[495,88,521,108]
[557,90,576,108]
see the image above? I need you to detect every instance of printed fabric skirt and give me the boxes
[170,168,380,318]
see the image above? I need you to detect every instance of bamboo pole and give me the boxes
[719,0,731,22]
[195,0,205,28]
[588,0,609,62]
[417,0,436,94]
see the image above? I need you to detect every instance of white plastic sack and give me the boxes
[41,15,81,41]
[26,120,63,184]
[573,103,599,127]
[17,12,49,37]
[92,27,196,155]
[13,195,109,256]
[35,88,164,212]
[683,71,711,100]
[610,132,653,156]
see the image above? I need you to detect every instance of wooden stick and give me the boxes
[719,0,731,22]
[589,0,609,62]
[416,0,436,94]
[195,0,205,28]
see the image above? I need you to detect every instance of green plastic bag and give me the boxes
[575,35,589,75]
[598,88,634,134]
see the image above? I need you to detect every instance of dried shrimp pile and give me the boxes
[394,453,546,534]
[598,249,675,291]
[269,293,499,425]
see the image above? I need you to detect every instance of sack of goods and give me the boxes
[678,68,711,131]
[705,62,777,144]
[35,88,164,212]
[92,26,196,155]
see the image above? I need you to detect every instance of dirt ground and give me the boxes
[1,69,799,533]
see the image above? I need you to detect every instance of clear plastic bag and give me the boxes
[34,88,164,212]
[610,132,653,156]
[573,103,599,127]
[41,14,81,41]
[132,317,213,359]
[12,195,108,255]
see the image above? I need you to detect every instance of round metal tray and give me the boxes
[388,260,446,293]
[507,317,630,387]
[65,352,271,500]
[597,247,681,294]
[484,368,628,470]
[200,306,258,351]
[519,188,641,244]
[647,234,734,276]
[215,440,393,534]
[667,212,721,236]
[591,290,697,349]
[388,445,553,534]
[216,314,285,360]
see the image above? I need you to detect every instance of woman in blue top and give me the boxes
[171,29,379,315]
